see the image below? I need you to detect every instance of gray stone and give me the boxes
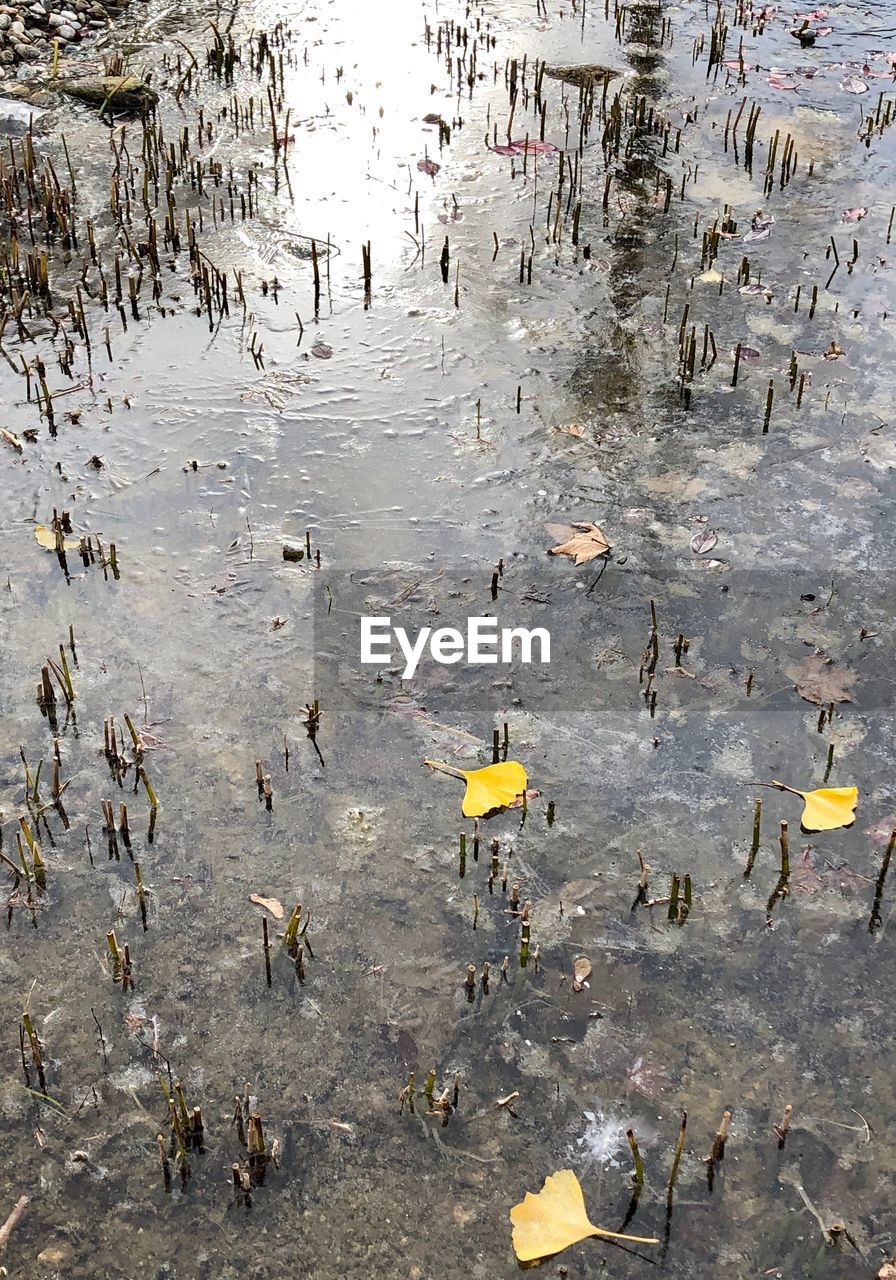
[0,13,10,27]
[57,22,75,36]
[9,19,24,34]
[60,74,159,112]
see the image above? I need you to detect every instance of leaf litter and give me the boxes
[424,759,529,818]
[546,522,612,564]
[791,654,856,705]
[249,894,284,919]
[761,780,858,832]
[510,1169,658,1263]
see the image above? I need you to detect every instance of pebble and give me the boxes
[0,0,114,72]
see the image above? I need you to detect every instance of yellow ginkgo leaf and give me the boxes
[510,1169,658,1263]
[35,524,79,552]
[768,779,858,832]
[423,759,528,817]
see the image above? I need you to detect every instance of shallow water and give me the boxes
[0,0,895,1275]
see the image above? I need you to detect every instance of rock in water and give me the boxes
[60,74,158,113]
[544,64,622,87]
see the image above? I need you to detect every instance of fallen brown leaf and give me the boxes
[547,522,612,565]
[249,893,284,919]
[690,528,718,554]
[572,956,592,991]
[1,428,23,451]
[508,787,541,809]
[792,848,824,894]
[791,654,856,706]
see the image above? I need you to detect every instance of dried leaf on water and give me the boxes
[547,521,612,564]
[311,343,333,359]
[34,525,79,551]
[508,787,541,809]
[572,956,592,991]
[417,157,440,175]
[766,780,858,832]
[840,76,869,93]
[249,894,284,919]
[510,1169,658,1263]
[1,428,23,451]
[792,848,824,894]
[424,759,528,818]
[489,138,559,157]
[745,211,775,243]
[842,207,867,221]
[551,423,586,438]
[792,654,856,705]
[514,138,558,154]
[690,528,718,554]
[823,341,844,360]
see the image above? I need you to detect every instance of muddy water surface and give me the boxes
[1,0,895,1276]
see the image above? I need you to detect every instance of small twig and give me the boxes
[0,1195,29,1251]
